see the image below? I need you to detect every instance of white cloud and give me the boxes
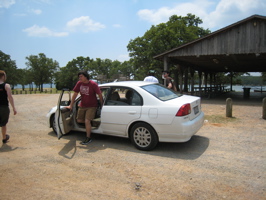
[113,24,122,28]
[137,0,212,25]
[137,0,266,30]
[14,8,42,17]
[137,7,173,24]
[207,0,266,29]
[0,0,15,8]
[14,13,27,17]
[23,25,68,37]
[66,16,106,32]
[31,9,42,15]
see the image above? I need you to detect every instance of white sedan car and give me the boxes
[47,81,204,151]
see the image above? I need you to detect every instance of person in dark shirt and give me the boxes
[162,70,173,89]
[162,70,177,91]
[0,70,17,143]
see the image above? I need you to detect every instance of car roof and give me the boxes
[99,81,156,87]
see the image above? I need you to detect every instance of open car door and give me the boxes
[55,89,73,139]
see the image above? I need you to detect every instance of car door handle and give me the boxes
[128,111,137,114]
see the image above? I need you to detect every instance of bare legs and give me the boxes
[85,119,91,138]
[1,126,7,140]
[77,119,91,138]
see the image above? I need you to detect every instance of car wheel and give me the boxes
[130,122,158,151]
[51,115,57,134]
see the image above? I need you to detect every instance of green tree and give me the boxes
[127,13,211,80]
[0,50,19,87]
[55,56,92,90]
[91,58,112,80]
[55,57,135,88]
[118,60,135,80]
[16,68,31,90]
[26,53,59,92]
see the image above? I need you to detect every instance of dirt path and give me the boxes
[0,94,265,200]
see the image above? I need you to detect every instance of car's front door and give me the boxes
[55,89,73,139]
[100,87,142,136]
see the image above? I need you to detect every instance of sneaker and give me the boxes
[80,137,92,145]
[2,134,10,143]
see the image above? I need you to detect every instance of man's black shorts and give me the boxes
[0,106,10,127]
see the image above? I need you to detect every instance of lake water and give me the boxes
[14,83,265,92]
[231,85,265,92]
[14,84,55,89]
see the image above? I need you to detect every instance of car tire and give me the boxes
[51,114,57,134]
[130,122,158,151]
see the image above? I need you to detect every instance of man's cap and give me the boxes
[149,70,155,73]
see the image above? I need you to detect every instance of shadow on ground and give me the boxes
[48,131,209,160]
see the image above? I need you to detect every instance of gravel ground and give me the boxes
[0,93,265,200]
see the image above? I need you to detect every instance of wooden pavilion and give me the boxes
[154,15,266,97]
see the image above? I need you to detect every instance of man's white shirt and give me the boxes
[144,76,159,83]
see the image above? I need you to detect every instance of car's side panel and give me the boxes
[100,105,141,136]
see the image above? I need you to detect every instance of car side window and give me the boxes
[105,87,142,106]
[131,92,142,105]
[106,88,127,105]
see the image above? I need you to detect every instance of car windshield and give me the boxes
[141,84,181,101]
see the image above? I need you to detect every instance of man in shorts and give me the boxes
[0,70,17,143]
[68,71,103,145]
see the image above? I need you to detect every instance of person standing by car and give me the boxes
[144,70,159,83]
[68,71,103,145]
[0,70,17,143]
[162,70,177,91]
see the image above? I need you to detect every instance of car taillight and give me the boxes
[176,104,191,116]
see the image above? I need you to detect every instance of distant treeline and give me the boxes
[239,76,265,86]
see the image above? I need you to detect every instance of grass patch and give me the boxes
[12,88,60,94]
[204,114,238,124]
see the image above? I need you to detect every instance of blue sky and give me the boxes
[0,0,265,70]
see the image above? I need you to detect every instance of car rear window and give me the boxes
[141,84,181,101]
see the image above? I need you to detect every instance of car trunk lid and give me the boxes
[170,95,202,120]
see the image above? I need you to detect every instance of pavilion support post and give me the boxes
[210,73,213,87]
[184,67,188,93]
[163,56,168,86]
[173,65,180,91]
[204,72,208,94]
[230,71,233,91]
[213,73,218,92]
[198,71,202,96]
[190,68,195,95]
[210,73,214,96]
[177,65,184,94]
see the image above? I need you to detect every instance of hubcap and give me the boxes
[133,127,151,147]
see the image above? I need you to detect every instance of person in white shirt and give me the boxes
[144,70,159,83]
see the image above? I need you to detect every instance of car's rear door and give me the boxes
[100,87,142,136]
[55,89,73,139]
